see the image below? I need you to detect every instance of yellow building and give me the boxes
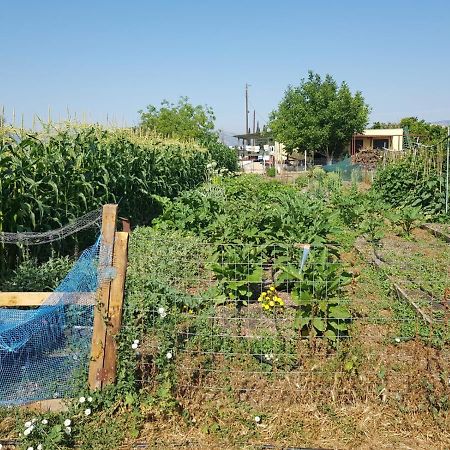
[350,128,404,154]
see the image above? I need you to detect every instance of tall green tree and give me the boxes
[372,117,447,146]
[139,97,238,172]
[139,96,216,141]
[269,71,370,162]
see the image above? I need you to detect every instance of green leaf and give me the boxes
[294,315,310,329]
[329,305,350,319]
[312,317,325,331]
[324,330,336,340]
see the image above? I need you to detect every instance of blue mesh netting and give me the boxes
[0,238,101,406]
[323,157,362,181]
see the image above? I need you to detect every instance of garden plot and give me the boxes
[355,228,449,329]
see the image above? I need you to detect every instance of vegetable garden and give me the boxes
[0,129,449,449]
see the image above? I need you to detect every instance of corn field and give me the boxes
[0,124,233,271]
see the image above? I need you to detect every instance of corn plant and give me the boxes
[0,124,231,273]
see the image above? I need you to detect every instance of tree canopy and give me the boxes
[139,96,216,141]
[269,71,370,162]
[372,117,447,146]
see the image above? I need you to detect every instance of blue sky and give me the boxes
[1,0,449,136]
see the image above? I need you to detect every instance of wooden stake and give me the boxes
[102,231,129,386]
[88,204,118,390]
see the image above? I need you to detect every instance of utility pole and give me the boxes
[446,126,449,214]
[245,83,250,142]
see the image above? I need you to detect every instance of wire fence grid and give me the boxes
[123,239,450,395]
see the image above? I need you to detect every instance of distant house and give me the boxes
[349,128,404,155]
[234,128,406,170]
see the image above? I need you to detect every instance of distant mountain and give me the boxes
[432,120,450,126]
[218,131,239,147]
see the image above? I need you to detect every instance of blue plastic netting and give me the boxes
[323,157,362,181]
[0,238,101,406]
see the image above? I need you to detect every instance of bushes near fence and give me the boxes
[372,149,449,218]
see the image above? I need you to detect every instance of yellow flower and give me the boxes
[279,300,285,306]
[269,301,275,307]
[263,304,270,310]
[261,292,267,297]
[270,286,275,292]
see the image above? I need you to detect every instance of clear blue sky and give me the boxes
[1,0,450,136]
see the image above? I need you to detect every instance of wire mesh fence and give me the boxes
[122,235,450,398]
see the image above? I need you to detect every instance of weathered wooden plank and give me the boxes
[88,204,118,390]
[422,223,450,243]
[103,231,129,386]
[20,398,68,412]
[0,292,95,307]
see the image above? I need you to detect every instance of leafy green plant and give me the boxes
[266,166,276,177]
[210,244,263,303]
[18,414,74,449]
[0,255,72,291]
[360,211,385,244]
[0,123,235,274]
[387,206,425,236]
[331,185,367,227]
[276,249,352,341]
[372,153,448,219]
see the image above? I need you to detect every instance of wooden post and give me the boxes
[88,204,118,390]
[102,231,129,386]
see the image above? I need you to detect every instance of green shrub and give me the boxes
[386,205,425,236]
[157,175,334,248]
[0,255,73,291]
[201,137,238,173]
[372,156,448,218]
[266,166,276,177]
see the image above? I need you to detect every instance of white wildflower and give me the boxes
[131,342,139,350]
[254,416,261,423]
[31,418,37,423]
[41,419,48,425]
[37,445,43,450]
[133,339,139,344]
[24,427,33,436]
[27,447,34,450]
[84,408,92,416]
[65,426,71,434]
[166,351,173,360]
[88,396,93,402]
[157,307,167,318]
[79,396,86,403]
[64,419,71,427]
[24,421,32,428]
[395,337,401,343]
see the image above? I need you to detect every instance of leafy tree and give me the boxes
[139,96,216,141]
[372,117,447,146]
[371,121,398,129]
[269,71,370,163]
[139,97,238,172]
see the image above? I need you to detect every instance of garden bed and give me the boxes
[354,228,449,324]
